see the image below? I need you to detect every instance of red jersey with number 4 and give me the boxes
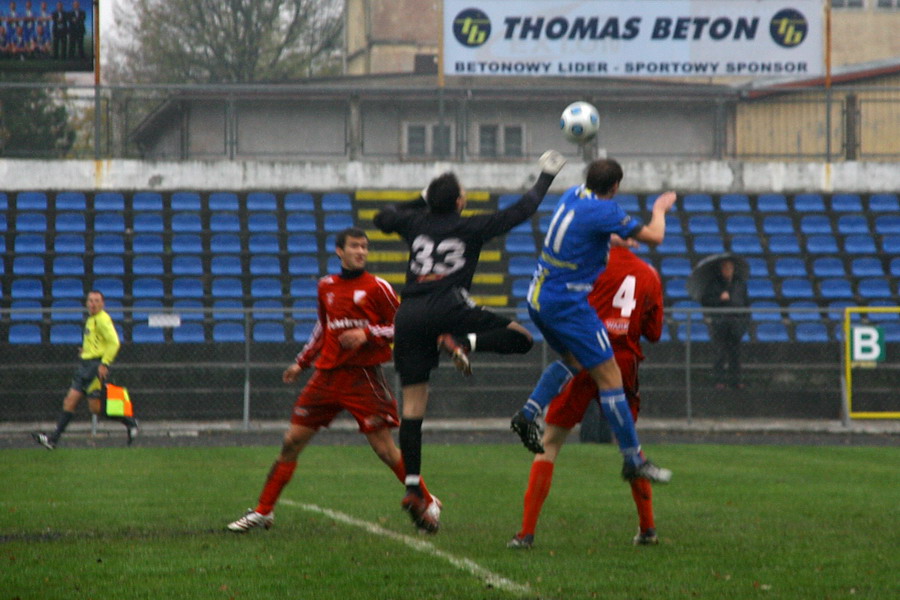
[587,246,664,361]
[296,272,399,370]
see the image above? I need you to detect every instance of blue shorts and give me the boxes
[528,298,614,370]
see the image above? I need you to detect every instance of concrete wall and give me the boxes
[0,158,897,194]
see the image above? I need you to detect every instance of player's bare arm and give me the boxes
[634,191,676,246]
[283,363,304,384]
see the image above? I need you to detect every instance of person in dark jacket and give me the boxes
[701,257,750,389]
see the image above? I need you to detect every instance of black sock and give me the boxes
[399,418,423,495]
[51,411,75,443]
[472,327,533,354]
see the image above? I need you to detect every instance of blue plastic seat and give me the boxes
[750,301,782,322]
[539,194,560,212]
[133,235,163,254]
[213,322,245,343]
[830,193,862,212]
[756,194,788,212]
[664,278,689,299]
[755,322,789,342]
[10,300,43,322]
[505,235,535,254]
[730,235,764,255]
[792,193,824,212]
[52,278,84,299]
[173,300,205,321]
[171,234,203,254]
[507,256,535,276]
[133,278,164,299]
[13,256,45,275]
[250,255,281,276]
[93,278,124,299]
[251,278,282,298]
[132,324,165,343]
[172,323,207,343]
[747,278,776,299]
[509,221,532,235]
[693,235,725,254]
[795,322,830,343]
[105,301,125,322]
[93,212,125,233]
[93,255,125,276]
[836,215,869,235]
[50,324,83,345]
[774,257,807,277]
[537,215,553,234]
[719,194,751,212]
[133,213,164,233]
[682,193,713,212]
[659,257,691,278]
[212,278,244,298]
[850,257,884,278]
[171,191,201,211]
[9,324,42,344]
[132,299,164,322]
[687,216,719,234]
[747,257,769,277]
[511,278,531,299]
[812,257,845,278]
[787,301,822,322]
[326,256,342,273]
[248,234,279,254]
[210,234,242,254]
[866,300,900,322]
[15,234,46,254]
[131,256,163,276]
[857,278,892,300]
[655,235,687,254]
[671,300,703,322]
[675,322,710,342]
[253,322,286,343]
[762,215,794,235]
[868,193,899,213]
[94,234,126,254]
[53,256,84,276]
[291,299,318,321]
[247,192,277,211]
[883,236,900,254]
[290,278,318,298]
[819,278,854,300]
[248,213,279,233]
[51,235,81,254]
[94,192,125,211]
[50,299,83,322]
[171,212,202,233]
[780,278,814,299]
[889,257,900,278]
[252,300,284,321]
[321,193,352,212]
[293,321,316,343]
[213,300,244,321]
[874,215,900,235]
[133,192,164,211]
[284,192,314,211]
[55,212,86,232]
[0,213,5,232]
[805,235,838,254]
[55,192,86,210]
[0,192,6,210]
[323,213,354,232]
[288,256,320,276]
[211,256,242,276]
[171,256,203,276]
[799,215,832,235]
[209,212,241,233]
[284,213,316,233]
[16,213,47,232]
[287,235,318,254]
[725,216,756,234]
[612,194,640,213]
[16,191,47,210]
[843,234,877,254]
[172,276,205,298]
[208,192,239,211]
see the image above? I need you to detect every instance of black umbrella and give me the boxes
[687,253,750,302]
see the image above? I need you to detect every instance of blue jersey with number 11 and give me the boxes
[532,184,643,302]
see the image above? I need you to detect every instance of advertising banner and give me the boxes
[444,0,824,79]
[0,0,94,72]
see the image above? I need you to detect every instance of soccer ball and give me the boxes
[559,101,599,144]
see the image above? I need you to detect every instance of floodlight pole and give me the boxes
[93,0,101,159]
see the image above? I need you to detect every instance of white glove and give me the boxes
[539,150,566,176]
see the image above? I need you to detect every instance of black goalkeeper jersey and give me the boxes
[374,173,554,298]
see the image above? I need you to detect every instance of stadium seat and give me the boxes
[171,234,203,254]
[750,301,782,322]
[655,235,687,254]
[780,278,814,299]
[829,193,862,212]
[53,256,85,276]
[283,212,316,233]
[0,192,6,210]
[756,193,788,212]
[883,236,900,254]
[539,194,560,212]
[210,234,242,254]
[293,321,316,342]
[537,215,552,234]
[10,300,43,322]
[671,300,703,322]
[725,216,756,234]
[497,194,519,210]
[505,235,536,254]
[795,322,830,343]
[55,192,86,210]
[16,191,47,210]
[805,235,838,254]
[94,212,126,233]
[252,300,284,321]
[288,256,320,276]
[746,257,769,277]
[866,300,899,322]
[799,215,832,235]
[251,278,282,298]
[171,191,201,211]
[94,192,125,211]
[50,299,83,322]
[173,300,205,321]
[792,193,824,212]
[850,257,884,278]
[843,234,877,254]
[50,324,83,345]
[326,256,342,273]
[132,192,164,211]
[212,278,244,298]
[247,192,278,211]
[664,215,682,234]
[321,193,352,212]
[171,212,202,233]
[787,301,822,322]
[675,322,710,342]
[13,256,45,275]
[208,192,239,211]
[290,278,318,298]
[132,299,163,322]
[16,213,47,232]
[687,216,719,234]
[171,256,203,276]
[211,256,242,276]
[819,278,854,300]
[94,234,125,254]
[857,278,892,300]
[291,299,318,320]
[868,193,899,213]
[8,324,42,344]
[250,255,281,276]
[660,257,691,277]
[15,234,46,254]
[133,213,164,233]
[836,215,869,235]
[682,194,713,212]
[812,256,845,278]
[248,234,279,254]
[826,301,856,323]
[874,215,900,235]
[287,235,318,254]
[692,235,725,254]
[132,278,164,299]
[132,235,163,254]
[323,213,354,232]
[213,322,245,343]
[774,257,807,278]
[747,278,776,299]
[132,324,165,343]
[509,221,532,235]
[93,278,125,299]
[51,278,84,299]
[132,256,163,276]
[52,234,82,254]
[878,323,900,343]
[0,213,5,232]
[730,235,764,255]
[172,323,206,343]
[613,194,640,213]
[511,278,531,299]
[755,322,789,342]
[253,322,286,343]
[664,278,689,299]
[889,258,900,278]
[55,212,86,232]
[762,215,794,235]
[248,213,279,233]
[93,255,125,276]
[719,194,751,212]
[284,192,315,211]
[209,212,241,233]
[213,300,244,321]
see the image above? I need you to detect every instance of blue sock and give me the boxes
[521,360,577,420]
[599,389,643,467]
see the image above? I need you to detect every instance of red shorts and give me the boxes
[544,352,641,430]
[291,365,400,433]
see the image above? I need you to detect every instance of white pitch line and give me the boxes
[281,499,535,598]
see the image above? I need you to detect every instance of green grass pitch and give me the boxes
[2,443,897,599]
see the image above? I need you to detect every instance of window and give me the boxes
[831,0,864,7]
[875,0,899,8]
[504,126,524,157]
[403,123,454,157]
[479,125,498,157]
[478,124,524,158]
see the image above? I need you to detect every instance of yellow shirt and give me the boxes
[80,310,121,365]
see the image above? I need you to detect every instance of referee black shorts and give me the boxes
[393,287,511,386]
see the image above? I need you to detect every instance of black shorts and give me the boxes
[393,287,511,386]
[70,358,103,396]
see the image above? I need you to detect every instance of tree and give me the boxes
[0,74,76,158]
[108,0,343,83]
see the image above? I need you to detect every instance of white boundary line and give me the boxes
[281,499,535,598]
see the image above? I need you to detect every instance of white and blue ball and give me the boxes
[559,101,599,144]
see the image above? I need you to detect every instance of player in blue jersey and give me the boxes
[511,158,676,483]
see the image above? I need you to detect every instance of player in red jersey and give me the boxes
[509,245,665,548]
[228,228,440,534]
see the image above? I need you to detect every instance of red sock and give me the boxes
[391,459,433,504]
[255,460,297,515]
[630,477,654,532]
[519,460,554,538]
